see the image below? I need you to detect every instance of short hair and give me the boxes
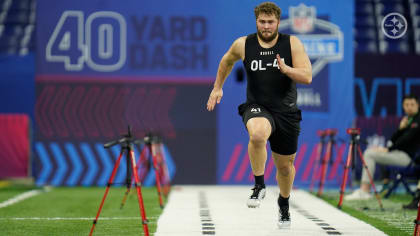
[254,2,281,20]
[403,94,419,103]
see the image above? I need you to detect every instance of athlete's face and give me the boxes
[256,13,279,43]
[403,98,419,116]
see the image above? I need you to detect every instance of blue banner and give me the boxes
[36,0,216,79]
[36,0,354,187]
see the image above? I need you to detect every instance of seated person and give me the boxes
[403,179,420,210]
[346,94,420,200]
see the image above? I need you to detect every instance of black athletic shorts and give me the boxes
[238,103,302,155]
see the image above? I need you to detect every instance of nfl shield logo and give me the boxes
[290,3,316,33]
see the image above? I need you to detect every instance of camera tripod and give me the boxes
[309,129,328,193]
[144,134,171,207]
[316,129,338,197]
[119,132,170,210]
[337,128,383,210]
[89,126,149,236]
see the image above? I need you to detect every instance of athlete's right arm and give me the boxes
[207,37,245,111]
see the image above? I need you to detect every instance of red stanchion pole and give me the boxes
[309,130,326,193]
[91,126,150,236]
[158,143,171,197]
[357,145,384,210]
[317,129,337,196]
[337,142,353,209]
[317,142,331,196]
[89,152,124,236]
[120,144,149,210]
[150,142,164,208]
[136,145,150,183]
[337,128,383,210]
[130,149,150,236]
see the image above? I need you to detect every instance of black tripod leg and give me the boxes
[120,182,132,209]
[129,148,150,236]
[120,149,133,209]
[401,178,414,195]
[384,177,400,198]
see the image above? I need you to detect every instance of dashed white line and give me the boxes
[155,186,387,236]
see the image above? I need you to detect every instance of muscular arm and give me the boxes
[277,35,312,84]
[207,37,245,111]
[213,37,245,89]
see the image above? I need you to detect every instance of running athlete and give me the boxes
[206,2,312,228]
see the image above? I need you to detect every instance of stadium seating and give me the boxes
[379,39,411,53]
[0,0,35,55]
[2,0,420,55]
[355,0,420,54]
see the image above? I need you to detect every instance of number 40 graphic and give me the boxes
[46,11,127,72]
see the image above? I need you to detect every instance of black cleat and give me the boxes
[403,190,420,210]
[278,204,291,228]
[247,184,266,208]
[402,199,419,210]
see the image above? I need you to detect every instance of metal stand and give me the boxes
[89,126,149,236]
[309,129,327,193]
[120,133,170,209]
[337,128,383,210]
[317,129,338,196]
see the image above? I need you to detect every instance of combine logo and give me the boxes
[291,4,315,33]
[279,4,343,76]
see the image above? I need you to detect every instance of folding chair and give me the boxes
[384,153,420,198]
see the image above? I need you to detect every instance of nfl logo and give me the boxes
[290,3,316,34]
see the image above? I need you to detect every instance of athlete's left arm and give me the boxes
[276,35,312,85]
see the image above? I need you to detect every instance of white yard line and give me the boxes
[0,189,44,209]
[155,186,387,236]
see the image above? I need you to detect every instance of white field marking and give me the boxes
[0,216,158,221]
[0,189,46,209]
[155,186,387,236]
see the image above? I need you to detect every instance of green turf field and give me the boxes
[0,186,164,236]
[318,191,418,236]
[2,185,419,235]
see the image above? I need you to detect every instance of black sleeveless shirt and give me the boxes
[243,33,297,113]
